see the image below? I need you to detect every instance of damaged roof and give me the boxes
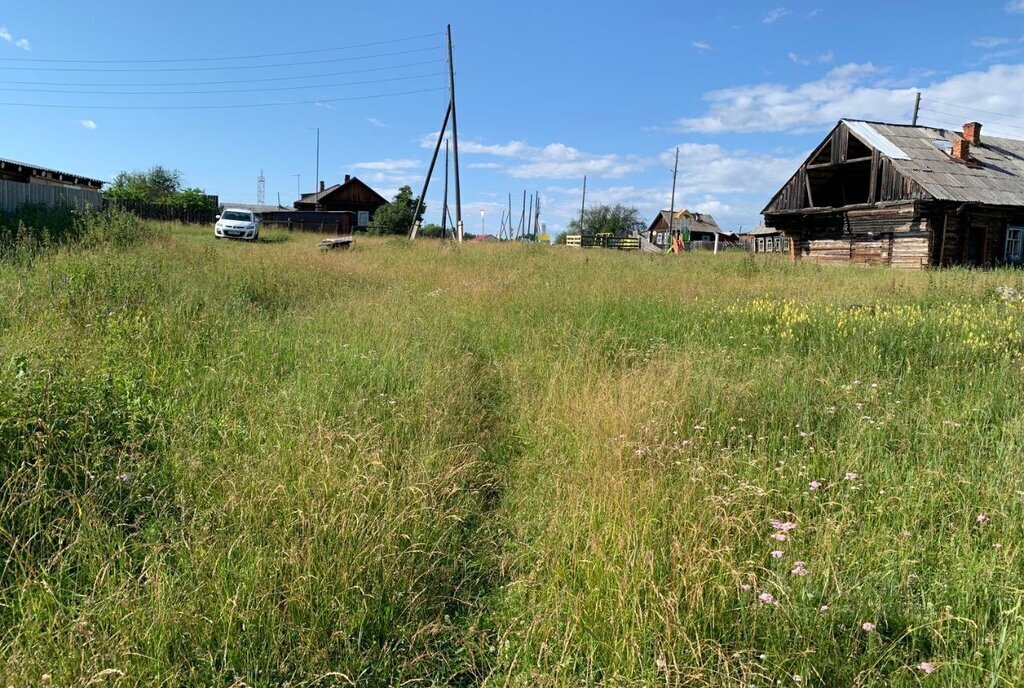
[843,119,1024,206]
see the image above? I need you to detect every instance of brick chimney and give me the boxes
[319,180,325,192]
[952,137,971,162]
[963,121,982,145]
[344,174,351,183]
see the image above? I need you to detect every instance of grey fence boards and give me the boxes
[0,180,101,213]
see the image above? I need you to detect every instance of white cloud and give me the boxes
[763,7,792,24]
[14,38,29,51]
[351,158,420,172]
[0,27,10,43]
[673,63,1024,137]
[80,119,97,130]
[1007,0,1024,13]
[661,144,804,196]
[788,52,810,66]
[367,117,388,128]
[423,136,646,180]
[972,36,1014,48]
[692,41,713,51]
[469,162,502,170]
[818,51,834,64]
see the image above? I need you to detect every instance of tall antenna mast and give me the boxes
[257,169,266,205]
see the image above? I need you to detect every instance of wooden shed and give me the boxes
[763,120,1024,268]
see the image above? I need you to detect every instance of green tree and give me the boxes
[368,186,425,236]
[566,204,646,237]
[104,166,184,203]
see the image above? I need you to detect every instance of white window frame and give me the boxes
[1007,226,1023,263]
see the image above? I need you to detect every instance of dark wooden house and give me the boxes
[260,175,389,234]
[764,120,1024,268]
[742,225,790,254]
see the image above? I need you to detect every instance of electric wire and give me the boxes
[921,98,1024,122]
[0,46,441,73]
[0,71,444,96]
[0,31,444,64]
[0,59,445,87]
[0,87,446,110]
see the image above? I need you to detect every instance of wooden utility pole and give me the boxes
[441,138,450,239]
[579,176,587,234]
[315,127,320,211]
[912,92,921,126]
[409,101,452,239]
[520,189,527,238]
[668,146,679,241]
[527,194,534,239]
[447,25,463,242]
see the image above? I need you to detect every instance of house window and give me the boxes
[774,236,783,252]
[1007,227,1024,263]
[757,238,765,253]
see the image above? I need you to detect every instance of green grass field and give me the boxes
[3,219,1024,686]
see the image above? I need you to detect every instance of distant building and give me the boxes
[764,119,1024,268]
[0,156,104,191]
[294,175,388,226]
[744,225,790,254]
[647,210,739,250]
[0,156,105,212]
[259,175,390,234]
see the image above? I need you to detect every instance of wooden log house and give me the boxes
[763,120,1024,268]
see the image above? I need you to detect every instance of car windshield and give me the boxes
[222,211,253,222]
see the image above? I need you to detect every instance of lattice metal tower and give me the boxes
[257,169,266,205]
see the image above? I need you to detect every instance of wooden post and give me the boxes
[579,175,587,235]
[668,146,679,243]
[912,91,921,126]
[447,25,462,237]
[409,101,453,239]
[441,138,449,239]
[939,213,949,267]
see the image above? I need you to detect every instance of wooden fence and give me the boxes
[106,200,218,224]
[565,234,641,250]
[0,180,101,213]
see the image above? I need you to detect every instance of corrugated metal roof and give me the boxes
[844,120,910,160]
[0,156,105,186]
[850,121,1024,206]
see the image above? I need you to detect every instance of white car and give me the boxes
[215,209,260,241]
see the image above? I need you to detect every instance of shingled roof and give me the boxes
[841,119,1024,206]
[651,209,722,233]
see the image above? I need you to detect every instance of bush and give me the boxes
[0,206,154,260]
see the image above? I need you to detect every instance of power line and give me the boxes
[0,71,444,96]
[0,46,441,73]
[0,87,446,110]
[921,98,1024,122]
[919,104,1024,128]
[0,59,445,87]
[0,31,444,64]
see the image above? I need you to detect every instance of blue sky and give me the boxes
[3,1,1024,233]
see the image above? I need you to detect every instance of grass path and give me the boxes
[2,225,1024,686]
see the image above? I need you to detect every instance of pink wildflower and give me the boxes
[977,514,989,523]
[917,662,935,674]
[771,533,788,542]
[809,480,822,490]
[845,472,859,481]
[819,605,829,613]
[769,519,798,532]
[862,622,876,632]
[790,561,809,576]
[771,550,785,559]
[757,592,775,605]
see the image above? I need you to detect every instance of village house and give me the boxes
[763,119,1024,268]
[646,210,739,250]
[742,225,790,254]
[261,174,389,233]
